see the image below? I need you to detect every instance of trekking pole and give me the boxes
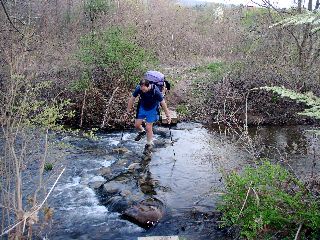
[169,124,177,177]
[169,125,176,157]
[119,114,127,146]
[120,125,125,143]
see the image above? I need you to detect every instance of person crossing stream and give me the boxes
[126,71,172,155]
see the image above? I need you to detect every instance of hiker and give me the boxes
[127,76,171,151]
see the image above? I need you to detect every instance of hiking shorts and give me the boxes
[136,105,159,123]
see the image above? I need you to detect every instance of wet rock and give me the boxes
[101,181,126,195]
[106,196,134,213]
[101,164,131,181]
[89,180,105,189]
[95,144,167,229]
[153,140,168,148]
[111,147,129,154]
[138,176,157,195]
[128,163,141,172]
[117,158,130,166]
[103,190,146,213]
[120,189,132,197]
[99,166,112,176]
[121,198,164,229]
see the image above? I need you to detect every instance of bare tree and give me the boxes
[308,0,313,10]
[297,0,302,13]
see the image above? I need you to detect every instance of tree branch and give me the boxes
[0,0,24,36]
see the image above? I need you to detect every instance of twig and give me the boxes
[101,86,119,128]
[251,187,260,205]
[237,181,253,221]
[1,168,65,237]
[0,0,24,36]
[80,89,87,127]
[294,223,303,240]
[0,204,16,212]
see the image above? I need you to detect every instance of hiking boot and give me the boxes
[135,130,146,141]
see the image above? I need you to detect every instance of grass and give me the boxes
[176,104,189,115]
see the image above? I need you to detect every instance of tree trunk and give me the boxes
[297,0,302,13]
[315,0,320,9]
[308,0,313,11]
[80,89,87,127]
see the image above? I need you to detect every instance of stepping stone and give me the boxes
[138,236,179,240]
[161,109,178,124]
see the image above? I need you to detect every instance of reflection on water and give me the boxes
[247,125,320,178]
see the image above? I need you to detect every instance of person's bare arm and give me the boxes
[160,100,171,124]
[127,96,136,113]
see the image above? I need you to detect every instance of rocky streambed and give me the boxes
[43,123,319,240]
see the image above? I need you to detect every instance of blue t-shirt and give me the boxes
[132,84,163,110]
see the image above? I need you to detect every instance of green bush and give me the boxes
[84,0,112,14]
[44,163,53,172]
[218,161,320,239]
[176,104,189,115]
[69,71,91,92]
[190,61,227,81]
[78,27,156,85]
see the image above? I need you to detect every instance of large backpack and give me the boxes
[144,70,170,92]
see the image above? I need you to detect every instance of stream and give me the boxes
[37,123,320,239]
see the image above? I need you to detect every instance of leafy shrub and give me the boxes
[78,27,156,85]
[176,104,189,115]
[191,61,227,82]
[84,0,112,15]
[218,161,320,239]
[69,71,91,92]
[261,86,320,119]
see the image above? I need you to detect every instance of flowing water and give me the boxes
[7,123,319,239]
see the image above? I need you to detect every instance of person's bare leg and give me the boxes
[145,123,153,145]
[134,119,146,141]
[134,119,144,132]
